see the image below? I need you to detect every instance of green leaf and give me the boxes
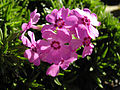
[67,0,72,5]
[98,83,103,88]
[77,55,82,59]
[117,53,120,60]
[6,5,11,21]
[0,41,3,45]
[16,56,27,60]
[3,24,8,39]
[96,77,103,88]
[64,70,71,72]
[96,35,108,40]
[58,73,64,76]
[96,77,101,83]
[54,77,62,86]
[102,47,108,58]
[0,28,3,41]
[3,41,8,54]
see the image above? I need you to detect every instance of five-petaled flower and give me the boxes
[41,7,78,32]
[70,24,94,58]
[22,31,41,66]
[20,9,40,40]
[70,8,101,39]
[22,9,40,32]
[46,53,77,77]
[38,29,72,64]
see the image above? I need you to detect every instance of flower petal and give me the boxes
[46,49,61,64]
[41,24,55,32]
[60,52,77,70]
[51,9,58,17]
[90,13,101,26]
[42,29,56,40]
[28,31,36,45]
[59,45,71,60]
[46,14,55,24]
[46,64,60,77]
[24,49,32,60]
[57,29,72,43]
[22,23,28,31]
[30,9,37,19]
[70,39,82,51]
[57,8,62,19]
[70,9,81,17]
[82,43,94,58]
[65,15,78,26]
[22,35,31,47]
[88,25,99,39]
[32,13,40,24]
[75,8,86,16]
[61,7,69,20]
[33,58,40,66]
[69,24,76,34]
[83,8,91,15]
[77,24,89,40]
[24,49,40,64]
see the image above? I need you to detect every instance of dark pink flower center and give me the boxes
[54,18,65,28]
[82,16,90,25]
[27,21,32,29]
[51,41,61,50]
[21,22,32,33]
[31,44,37,52]
[83,37,91,46]
[60,60,64,64]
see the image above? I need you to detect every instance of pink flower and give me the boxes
[46,53,77,77]
[21,9,40,32]
[70,8,101,39]
[38,29,72,64]
[70,24,94,58]
[22,31,41,66]
[20,9,40,40]
[41,7,78,32]
[82,43,94,58]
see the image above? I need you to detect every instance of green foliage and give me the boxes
[0,0,30,89]
[0,0,120,90]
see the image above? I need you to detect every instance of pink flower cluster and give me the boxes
[20,7,100,77]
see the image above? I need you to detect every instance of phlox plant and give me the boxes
[21,7,100,77]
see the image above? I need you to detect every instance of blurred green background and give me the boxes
[0,0,120,90]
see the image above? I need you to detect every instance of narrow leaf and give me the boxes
[54,77,62,86]
[3,24,8,39]
[0,28,3,41]
[3,41,8,54]
[102,47,108,58]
